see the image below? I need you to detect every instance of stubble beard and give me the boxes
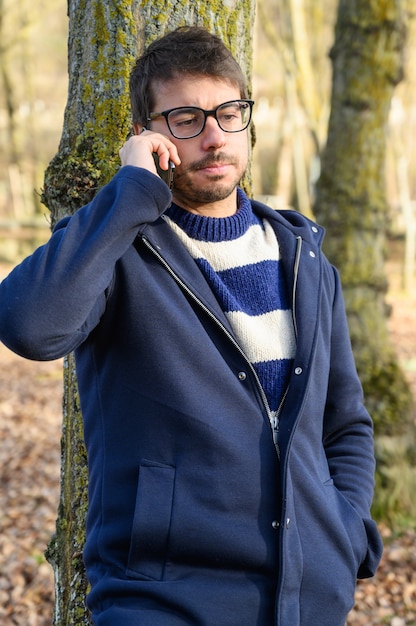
[171,153,246,207]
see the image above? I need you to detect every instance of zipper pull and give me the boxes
[271,415,280,459]
[273,427,279,445]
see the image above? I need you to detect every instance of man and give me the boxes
[0,26,382,626]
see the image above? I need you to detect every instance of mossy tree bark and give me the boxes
[314,0,415,521]
[40,1,255,624]
[42,4,141,623]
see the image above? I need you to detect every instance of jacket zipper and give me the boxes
[270,236,302,455]
[272,235,304,625]
[141,234,301,459]
[292,236,302,341]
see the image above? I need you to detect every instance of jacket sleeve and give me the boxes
[323,265,383,577]
[0,166,171,361]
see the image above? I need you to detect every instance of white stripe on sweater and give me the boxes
[164,196,296,415]
[166,220,281,271]
[226,309,296,364]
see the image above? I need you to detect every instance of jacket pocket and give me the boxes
[126,459,175,580]
[325,478,368,570]
[358,517,384,578]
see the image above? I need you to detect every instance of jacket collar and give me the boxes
[138,201,325,369]
[250,198,325,249]
[137,217,235,333]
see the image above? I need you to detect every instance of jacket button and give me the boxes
[238,371,247,381]
[309,250,316,258]
[312,226,318,233]
[294,367,302,375]
[272,520,280,529]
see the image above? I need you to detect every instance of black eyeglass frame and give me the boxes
[147,99,254,139]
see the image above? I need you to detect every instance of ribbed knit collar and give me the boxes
[165,188,255,242]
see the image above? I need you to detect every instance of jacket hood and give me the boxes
[251,198,326,248]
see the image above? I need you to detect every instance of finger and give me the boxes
[119,133,180,171]
[150,136,181,169]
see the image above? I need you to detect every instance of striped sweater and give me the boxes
[165,189,296,419]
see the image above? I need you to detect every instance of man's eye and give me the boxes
[218,106,240,122]
[176,117,197,127]
[170,111,199,127]
[220,112,238,121]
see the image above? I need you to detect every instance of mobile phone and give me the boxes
[153,154,174,189]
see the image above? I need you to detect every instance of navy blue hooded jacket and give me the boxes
[0,166,383,625]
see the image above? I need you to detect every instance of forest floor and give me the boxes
[0,244,415,626]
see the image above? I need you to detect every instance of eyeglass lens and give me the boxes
[168,100,252,138]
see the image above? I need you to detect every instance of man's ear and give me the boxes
[133,123,143,135]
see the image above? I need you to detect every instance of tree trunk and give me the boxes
[314,0,415,520]
[41,2,255,624]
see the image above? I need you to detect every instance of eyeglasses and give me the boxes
[147,99,254,139]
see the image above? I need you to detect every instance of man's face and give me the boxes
[149,75,249,216]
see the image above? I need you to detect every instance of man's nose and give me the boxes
[200,114,226,149]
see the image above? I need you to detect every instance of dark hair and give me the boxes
[129,26,248,126]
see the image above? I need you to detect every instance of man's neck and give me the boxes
[171,189,238,218]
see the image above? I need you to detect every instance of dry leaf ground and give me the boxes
[0,247,415,626]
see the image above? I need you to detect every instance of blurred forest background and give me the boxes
[1,0,416,533]
[0,1,416,624]
[0,0,67,257]
[1,0,416,274]
[1,0,416,534]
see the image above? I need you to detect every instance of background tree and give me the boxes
[40,1,256,624]
[313,0,416,521]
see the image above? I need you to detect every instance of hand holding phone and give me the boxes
[153,154,175,189]
[119,130,180,187]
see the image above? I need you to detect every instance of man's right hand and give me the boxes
[119,131,181,178]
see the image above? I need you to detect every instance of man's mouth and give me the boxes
[198,163,229,174]
[191,153,234,172]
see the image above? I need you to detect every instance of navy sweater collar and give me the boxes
[165,188,256,242]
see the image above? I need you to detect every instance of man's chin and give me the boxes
[172,183,238,206]
[172,170,243,205]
